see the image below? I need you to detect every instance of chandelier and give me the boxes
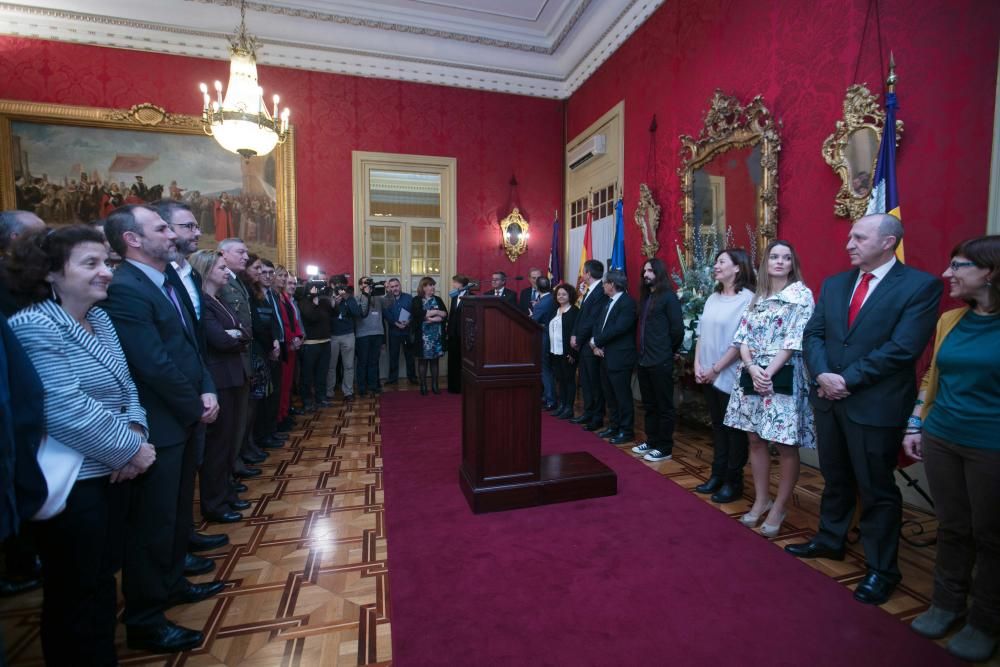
[198,0,289,159]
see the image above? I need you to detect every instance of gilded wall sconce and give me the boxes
[500,208,529,262]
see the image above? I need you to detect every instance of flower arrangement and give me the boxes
[671,220,733,357]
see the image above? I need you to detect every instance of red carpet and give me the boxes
[380,393,956,666]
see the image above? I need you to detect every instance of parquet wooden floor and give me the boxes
[0,382,976,665]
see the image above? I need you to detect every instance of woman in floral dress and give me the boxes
[411,276,448,395]
[724,240,815,537]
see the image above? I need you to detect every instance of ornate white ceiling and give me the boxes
[0,0,665,98]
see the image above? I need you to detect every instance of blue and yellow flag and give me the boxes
[865,91,903,261]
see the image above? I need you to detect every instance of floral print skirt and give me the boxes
[722,354,816,448]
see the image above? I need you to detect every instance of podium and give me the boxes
[458,296,617,513]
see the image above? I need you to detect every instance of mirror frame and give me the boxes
[822,84,903,220]
[679,90,780,262]
[633,182,661,258]
[499,208,529,263]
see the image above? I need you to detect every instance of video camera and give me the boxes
[359,277,387,297]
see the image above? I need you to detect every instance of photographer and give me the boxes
[355,276,386,397]
[327,276,360,402]
[296,276,334,411]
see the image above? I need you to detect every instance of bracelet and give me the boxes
[904,429,922,435]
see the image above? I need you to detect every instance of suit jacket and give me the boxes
[550,305,580,357]
[530,292,556,328]
[8,300,147,479]
[518,286,538,315]
[218,272,253,375]
[492,287,517,305]
[101,260,214,447]
[638,290,684,366]
[572,285,610,358]
[803,261,942,427]
[447,291,468,344]
[594,292,638,371]
[0,313,46,536]
[202,295,249,390]
[167,263,208,356]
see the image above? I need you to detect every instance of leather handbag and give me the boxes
[740,364,795,396]
[32,434,85,520]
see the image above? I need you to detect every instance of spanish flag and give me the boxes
[576,208,593,299]
[865,89,903,261]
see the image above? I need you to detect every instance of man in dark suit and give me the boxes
[447,274,472,394]
[787,214,942,605]
[631,258,684,461]
[102,205,223,653]
[592,270,637,444]
[490,271,518,305]
[530,277,557,409]
[570,260,609,431]
[518,267,543,315]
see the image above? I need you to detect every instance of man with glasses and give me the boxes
[788,214,942,607]
[490,271,517,305]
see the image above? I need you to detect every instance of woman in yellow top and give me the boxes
[903,235,1000,663]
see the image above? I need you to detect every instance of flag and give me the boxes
[576,208,593,297]
[548,213,562,284]
[865,90,903,261]
[609,197,626,274]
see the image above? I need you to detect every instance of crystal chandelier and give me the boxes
[198,0,289,159]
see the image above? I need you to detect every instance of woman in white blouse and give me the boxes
[693,248,756,503]
[548,283,580,419]
[6,225,155,665]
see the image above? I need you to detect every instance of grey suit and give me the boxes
[803,261,942,581]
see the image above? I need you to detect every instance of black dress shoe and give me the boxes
[568,415,588,424]
[609,432,634,445]
[543,403,558,412]
[597,427,618,438]
[0,577,42,597]
[784,541,846,561]
[583,422,603,432]
[230,499,251,511]
[189,532,229,552]
[557,410,574,420]
[289,407,305,416]
[167,581,226,608]
[695,476,723,494]
[241,452,266,465]
[235,467,262,479]
[127,621,204,653]
[204,510,243,524]
[853,571,897,605]
[270,432,290,441]
[183,553,215,576]
[231,482,248,493]
[260,437,284,449]
[276,420,294,433]
[711,483,742,504]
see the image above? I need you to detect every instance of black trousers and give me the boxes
[202,385,241,515]
[34,476,119,666]
[703,385,748,482]
[356,334,382,394]
[600,361,634,434]
[637,362,675,452]
[578,349,605,426]
[254,359,282,441]
[551,353,577,411]
[387,334,415,382]
[815,402,903,582]
[299,341,330,407]
[122,433,198,628]
[447,334,462,394]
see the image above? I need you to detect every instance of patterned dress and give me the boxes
[723,281,816,448]
[420,296,445,359]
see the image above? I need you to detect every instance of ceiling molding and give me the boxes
[0,0,664,99]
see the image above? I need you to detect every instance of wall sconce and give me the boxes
[499,208,529,262]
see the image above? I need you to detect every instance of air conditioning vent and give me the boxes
[567,134,607,171]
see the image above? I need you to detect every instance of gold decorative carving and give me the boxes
[633,183,661,258]
[821,84,904,220]
[499,208,529,263]
[678,90,781,261]
[0,99,297,270]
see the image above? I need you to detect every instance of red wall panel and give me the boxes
[0,37,564,290]
[568,0,999,299]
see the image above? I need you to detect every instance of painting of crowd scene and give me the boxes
[9,121,279,260]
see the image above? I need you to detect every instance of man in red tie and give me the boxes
[787,214,941,606]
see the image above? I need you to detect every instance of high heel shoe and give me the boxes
[760,509,786,537]
[739,499,773,527]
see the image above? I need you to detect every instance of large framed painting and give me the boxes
[0,100,297,270]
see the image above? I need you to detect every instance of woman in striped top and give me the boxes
[5,225,156,666]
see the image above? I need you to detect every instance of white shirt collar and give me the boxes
[172,260,192,279]
[858,256,896,283]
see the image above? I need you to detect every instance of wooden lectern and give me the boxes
[458,296,617,513]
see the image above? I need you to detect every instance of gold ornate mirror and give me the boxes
[500,208,529,262]
[679,90,780,262]
[822,84,903,219]
[634,183,661,258]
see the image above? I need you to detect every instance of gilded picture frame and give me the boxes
[0,99,298,270]
[633,182,661,259]
[499,208,529,263]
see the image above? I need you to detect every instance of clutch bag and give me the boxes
[739,364,795,396]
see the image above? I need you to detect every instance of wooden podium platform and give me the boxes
[457,296,617,513]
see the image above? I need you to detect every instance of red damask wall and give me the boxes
[568,0,1000,294]
[0,37,564,288]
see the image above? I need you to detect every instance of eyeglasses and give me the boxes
[949,260,976,271]
[170,222,200,231]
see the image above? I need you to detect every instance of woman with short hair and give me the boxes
[411,276,447,395]
[549,282,580,419]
